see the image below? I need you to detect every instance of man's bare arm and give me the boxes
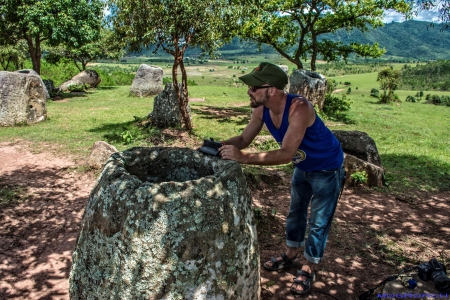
[220,98,315,165]
[222,107,264,150]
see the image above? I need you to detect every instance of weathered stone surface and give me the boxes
[42,79,55,96]
[278,65,290,92]
[332,130,382,166]
[344,153,385,187]
[289,69,327,109]
[15,69,50,99]
[59,70,101,92]
[149,82,190,128]
[0,71,47,126]
[70,147,260,300]
[130,64,163,97]
[86,141,118,169]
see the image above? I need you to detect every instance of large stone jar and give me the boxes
[69,147,260,300]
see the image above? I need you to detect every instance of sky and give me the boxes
[383,9,442,23]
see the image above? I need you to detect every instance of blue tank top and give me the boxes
[262,94,343,172]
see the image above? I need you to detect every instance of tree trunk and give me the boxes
[172,45,192,130]
[179,59,192,130]
[26,35,41,74]
[310,33,317,71]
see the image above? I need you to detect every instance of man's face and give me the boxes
[248,86,271,108]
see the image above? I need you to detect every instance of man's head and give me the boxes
[239,62,288,90]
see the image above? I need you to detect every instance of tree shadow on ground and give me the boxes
[87,120,137,144]
[251,168,450,299]
[0,166,93,300]
[191,105,252,126]
[96,86,120,90]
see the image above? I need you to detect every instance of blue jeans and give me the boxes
[286,165,345,264]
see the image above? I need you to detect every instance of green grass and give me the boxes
[331,90,450,196]
[0,180,28,208]
[1,60,449,198]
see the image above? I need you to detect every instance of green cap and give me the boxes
[239,62,288,90]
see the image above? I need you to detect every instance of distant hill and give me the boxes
[134,21,450,61]
[321,20,450,61]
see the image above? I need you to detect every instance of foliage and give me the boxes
[0,40,27,70]
[405,95,418,102]
[109,0,246,130]
[400,60,450,91]
[239,0,409,70]
[351,171,368,185]
[0,0,104,74]
[377,68,402,103]
[44,29,124,71]
[93,68,135,87]
[370,88,380,98]
[411,0,450,29]
[425,94,450,106]
[67,83,91,92]
[322,94,352,121]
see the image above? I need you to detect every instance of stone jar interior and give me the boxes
[69,147,260,300]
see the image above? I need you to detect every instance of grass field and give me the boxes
[1,58,449,198]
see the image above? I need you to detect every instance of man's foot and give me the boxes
[290,265,315,295]
[263,252,299,271]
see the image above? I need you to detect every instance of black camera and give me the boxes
[418,258,450,293]
[198,138,222,157]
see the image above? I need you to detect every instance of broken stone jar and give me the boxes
[69,147,260,300]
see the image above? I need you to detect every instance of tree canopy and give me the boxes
[109,0,246,130]
[0,0,104,74]
[239,0,410,70]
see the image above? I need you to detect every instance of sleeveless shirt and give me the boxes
[262,94,343,172]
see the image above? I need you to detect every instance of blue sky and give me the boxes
[383,9,441,23]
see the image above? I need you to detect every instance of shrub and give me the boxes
[405,95,417,102]
[163,77,172,84]
[67,83,90,92]
[344,81,351,85]
[322,94,352,120]
[370,88,380,98]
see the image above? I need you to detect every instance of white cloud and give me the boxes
[383,9,441,23]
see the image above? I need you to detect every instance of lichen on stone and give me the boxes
[70,147,260,299]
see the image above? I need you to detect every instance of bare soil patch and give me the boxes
[1,140,449,300]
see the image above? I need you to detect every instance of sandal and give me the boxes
[263,253,299,271]
[290,269,315,295]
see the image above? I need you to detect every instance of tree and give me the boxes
[45,29,124,71]
[110,0,246,130]
[410,0,450,29]
[0,0,103,74]
[0,40,27,71]
[377,68,402,103]
[239,0,410,70]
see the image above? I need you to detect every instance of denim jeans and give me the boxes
[286,165,345,264]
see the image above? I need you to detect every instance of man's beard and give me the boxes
[250,90,270,108]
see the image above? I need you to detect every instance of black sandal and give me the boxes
[263,253,299,271]
[290,269,315,295]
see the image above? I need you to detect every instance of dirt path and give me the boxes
[1,141,448,300]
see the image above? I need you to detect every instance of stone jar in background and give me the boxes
[289,69,327,110]
[130,64,164,97]
[69,147,260,300]
[0,71,47,126]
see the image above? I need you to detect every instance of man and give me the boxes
[219,62,345,295]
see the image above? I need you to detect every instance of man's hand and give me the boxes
[219,145,246,163]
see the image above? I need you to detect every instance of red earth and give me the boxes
[1,140,449,300]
